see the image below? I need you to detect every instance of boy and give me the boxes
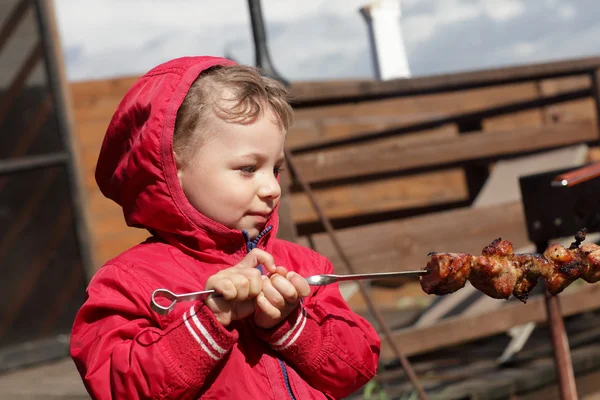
[70,56,380,399]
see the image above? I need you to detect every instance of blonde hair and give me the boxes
[174,65,293,165]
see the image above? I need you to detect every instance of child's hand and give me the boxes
[253,268,311,329]
[205,249,276,327]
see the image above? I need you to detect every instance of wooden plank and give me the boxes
[290,55,600,104]
[87,188,154,266]
[69,76,137,103]
[288,116,457,149]
[293,82,540,120]
[276,169,297,242]
[540,75,597,124]
[0,205,73,340]
[290,168,467,224]
[0,0,29,54]
[292,119,597,183]
[429,344,600,400]
[524,369,600,400]
[71,101,121,126]
[68,77,588,155]
[297,201,529,275]
[481,75,595,132]
[70,82,539,133]
[345,282,429,315]
[70,79,556,130]
[68,78,587,127]
[92,207,132,239]
[381,283,600,359]
[483,101,596,136]
[79,148,102,190]
[0,42,42,125]
[67,67,590,126]
[87,188,120,217]
[66,70,549,115]
[482,109,544,132]
[96,228,149,266]
[73,119,110,149]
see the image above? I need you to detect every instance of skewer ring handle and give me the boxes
[151,289,179,315]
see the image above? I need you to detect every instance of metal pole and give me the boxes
[536,241,578,400]
[285,149,429,400]
[33,0,96,281]
[247,0,288,85]
[591,68,600,138]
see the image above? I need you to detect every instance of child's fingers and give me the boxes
[237,248,276,273]
[237,268,263,298]
[255,293,282,319]
[234,299,256,319]
[226,274,251,300]
[287,271,311,297]
[270,274,298,304]
[204,294,227,311]
[261,275,286,309]
[209,278,238,300]
[265,265,288,278]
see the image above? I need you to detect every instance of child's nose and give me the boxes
[257,173,281,199]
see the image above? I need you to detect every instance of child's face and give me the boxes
[176,107,285,239]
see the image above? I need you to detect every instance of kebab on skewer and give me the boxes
[420,229,600,302]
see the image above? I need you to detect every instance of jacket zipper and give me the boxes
[243,228,297,400]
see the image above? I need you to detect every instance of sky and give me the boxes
[53,0,600,83]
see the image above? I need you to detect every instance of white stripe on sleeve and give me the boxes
[271,307,307,350]
[189,305,227,355]
[183,309,219,361]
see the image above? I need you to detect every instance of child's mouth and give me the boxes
[248,212,270,223]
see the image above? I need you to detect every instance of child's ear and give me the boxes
[173,151,184,187]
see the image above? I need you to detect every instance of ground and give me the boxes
[0,357,88,399]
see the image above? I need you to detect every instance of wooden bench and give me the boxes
[282,58,600,360]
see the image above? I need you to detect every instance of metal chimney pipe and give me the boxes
[247,0,289,85]
[360,0,411,81]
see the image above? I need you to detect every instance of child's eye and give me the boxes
[274,166,284,177]
[240,166,256,174]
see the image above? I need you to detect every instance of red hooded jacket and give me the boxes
[70,56,380,400]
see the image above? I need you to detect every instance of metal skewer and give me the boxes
[151,270,427,315]
[305,270,427,286]
[151,288,218,315]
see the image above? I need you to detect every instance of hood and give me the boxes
[95,56,279,263]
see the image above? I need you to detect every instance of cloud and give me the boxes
[401,0,600,76]
[482,0,525,22]
[54,0,371,81]
[53,0,600,82]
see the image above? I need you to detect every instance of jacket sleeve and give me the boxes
[70,262,238,400]
[251,254,381,399]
